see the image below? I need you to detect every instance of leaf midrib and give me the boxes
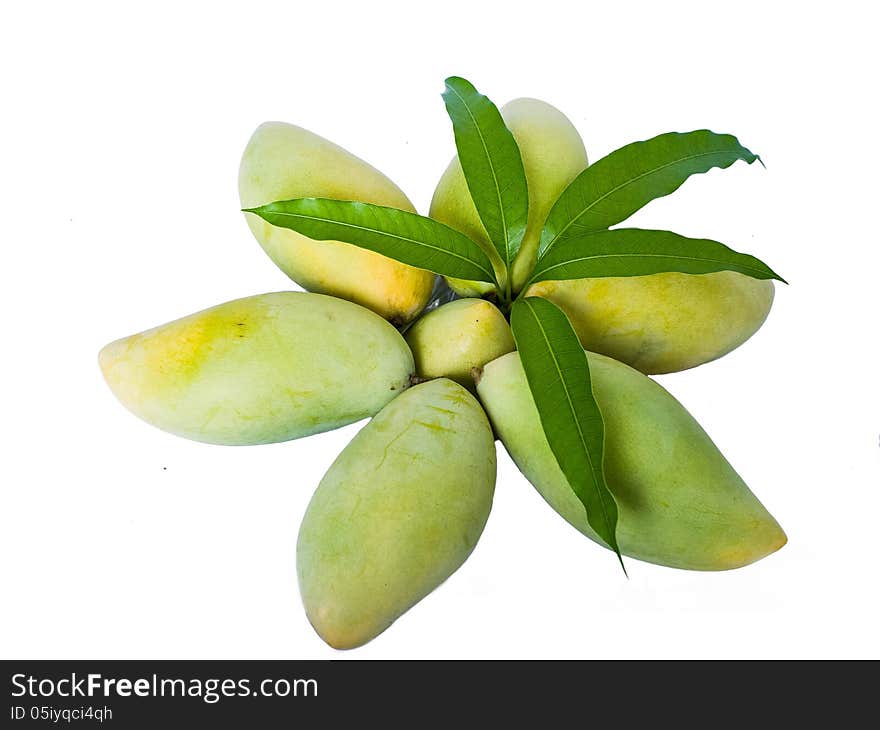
[546,148,744,249]
[522,299,615,543]
[256,208,496,281]
[536,250,770,280]
[446,82,511,268]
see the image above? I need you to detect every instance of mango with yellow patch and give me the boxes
[297,378,496,649]
[404,298,515,389]
[476,350,786,570]
[239,122,434,325]
[99,292,414,445]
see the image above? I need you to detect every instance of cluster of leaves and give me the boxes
[245,76,784,570]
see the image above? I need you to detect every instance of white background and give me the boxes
[2,1,878,659]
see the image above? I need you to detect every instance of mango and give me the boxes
[430,98,588,296]
[239,122,434,325]
[476,351,785,570]
[99,292,414,445]
[526,273,775,374]
[297,378,496,649]
[404,298,515,389]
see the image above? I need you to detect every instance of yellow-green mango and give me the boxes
[526,273,775,374]
[99,292,414,445]
[404,298,515,389]
[239,122,434,325]
[476,351,786,571]
[297,378,496,649]
[429,98,588,296]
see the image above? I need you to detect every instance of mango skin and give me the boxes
[476,351,786,571]
[429,98,588,296]
[527,273,775,374]
[404,298,515,389]
[239,122,434,325]
[297,378,496,649]
[99,292,414,445]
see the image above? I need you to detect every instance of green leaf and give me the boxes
[530,228,786,284]
[442,76,529,274]
[510,297,624,572]
[539,130,761,257]
[244,198,498,284]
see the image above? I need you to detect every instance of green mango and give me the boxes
[297,378,496,649]
[476,351,786,570]
[404,298,515,389]
[99,292,414,445]
[239,122,434,325]
[429,97,588,297]
[526,273,775,374]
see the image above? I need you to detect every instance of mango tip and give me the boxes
[97,342,114,377]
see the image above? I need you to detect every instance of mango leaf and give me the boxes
[244,198,498,284]
[539,130,761,257]
[442,76,529,274]
[510,297,624,572]
[530,228,786,284]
